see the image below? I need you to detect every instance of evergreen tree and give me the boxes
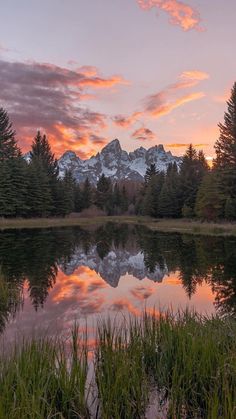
[0,162,14,217]
[120,185,128,213]
[142,172,164,217]
[82,178,93,209]
[29,131,59,215]
[96,174,113,213]
[179,144,208,216]
[159,163,181,217]
[144,163,158,184]
[27,161,52,217]
[8,157,29,217]
[74,184,84,213]
[0,108,20,161]
[214,82,236,206]
[30,131,58,178]
[195,172,225,221]
[61,170,75,215]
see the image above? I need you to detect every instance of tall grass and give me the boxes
[95,311,236,418]
[0,312,235,418]
[95,318,148,418]
[0,326,89,419]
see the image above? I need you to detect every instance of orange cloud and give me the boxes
[137,0,203,31]
[113,70,208,128]
[167,143,208,148]
[131,127,156,141]
[146,91,205,117]
[78,75,129,88]
[0,58,126,156]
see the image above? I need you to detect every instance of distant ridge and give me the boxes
[57,139,181,184]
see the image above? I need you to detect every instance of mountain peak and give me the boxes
[101,138,122,154]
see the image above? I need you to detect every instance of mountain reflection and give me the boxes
[0,223,236,334]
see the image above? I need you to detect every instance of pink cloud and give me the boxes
[145,91,205,117]
[137,0,203,31]
[0,58,126,155]
[113,111,142,128]
[131,127,156,141]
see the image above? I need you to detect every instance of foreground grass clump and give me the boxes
[0,328,88,419]
[95,319,148,419]
[140,311,236,418]
[0,312,235,418]
[95,311,236,418]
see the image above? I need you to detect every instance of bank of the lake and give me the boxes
[0,215,236,236]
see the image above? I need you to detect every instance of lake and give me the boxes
[0,223,236,346]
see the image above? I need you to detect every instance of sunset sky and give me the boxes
[1,0,235,159]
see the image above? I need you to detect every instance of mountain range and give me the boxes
[58,139,181,184]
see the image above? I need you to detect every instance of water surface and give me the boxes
[0,223,236,344]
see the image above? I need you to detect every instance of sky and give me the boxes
[0,0,235,160]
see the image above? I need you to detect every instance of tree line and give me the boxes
[1,81,236,220]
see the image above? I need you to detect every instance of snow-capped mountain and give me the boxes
[59,245,168,287]
[58,139,181,184]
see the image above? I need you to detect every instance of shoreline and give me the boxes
[0,215,236,236]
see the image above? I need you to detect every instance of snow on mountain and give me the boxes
[58,139,181,184]
[59,245,168,287]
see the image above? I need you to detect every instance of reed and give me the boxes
[0,311,235,418]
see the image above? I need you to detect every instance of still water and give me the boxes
[0,223,236,344]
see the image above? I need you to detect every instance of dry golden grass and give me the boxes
[0,215,236,236]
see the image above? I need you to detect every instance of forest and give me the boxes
[1,82,236,221]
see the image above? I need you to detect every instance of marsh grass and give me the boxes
[0,326,89,419]
[0,312,235,418]
[95,318,148,418]
[95,311,236,418]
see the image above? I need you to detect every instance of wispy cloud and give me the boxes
[137,0,203,31]
[0,59,127,155]
[113,70,208,129]
[131,127,156,141]
[112,111,141,128]
[167,143,208,148]
[145,91,205,117]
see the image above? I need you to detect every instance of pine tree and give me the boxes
[96,174,113,213]
[179,145,208,215]
[27,161,52,217]
[0,108,20,161]
[159,163,181,217]
[82,178,93,209]
[62,170,75,215]
[195,172,225,221]
[0,162,14,216]
[224,197,236,220]
[120,185,128,213]
[144,163,158,184]
[142,172,164,217]
[112,183,122,214]
[214,82,236,200]
[74,184,84,213]
[29,131,59,215]
[8,157,29,217]
[30,131,58,178]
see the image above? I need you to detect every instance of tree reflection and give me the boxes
[0,224,235,334]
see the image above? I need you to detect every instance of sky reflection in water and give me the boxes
[0,223,236,343]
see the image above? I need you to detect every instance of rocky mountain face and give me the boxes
[58,139,181,184]
[59,245,168,287]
